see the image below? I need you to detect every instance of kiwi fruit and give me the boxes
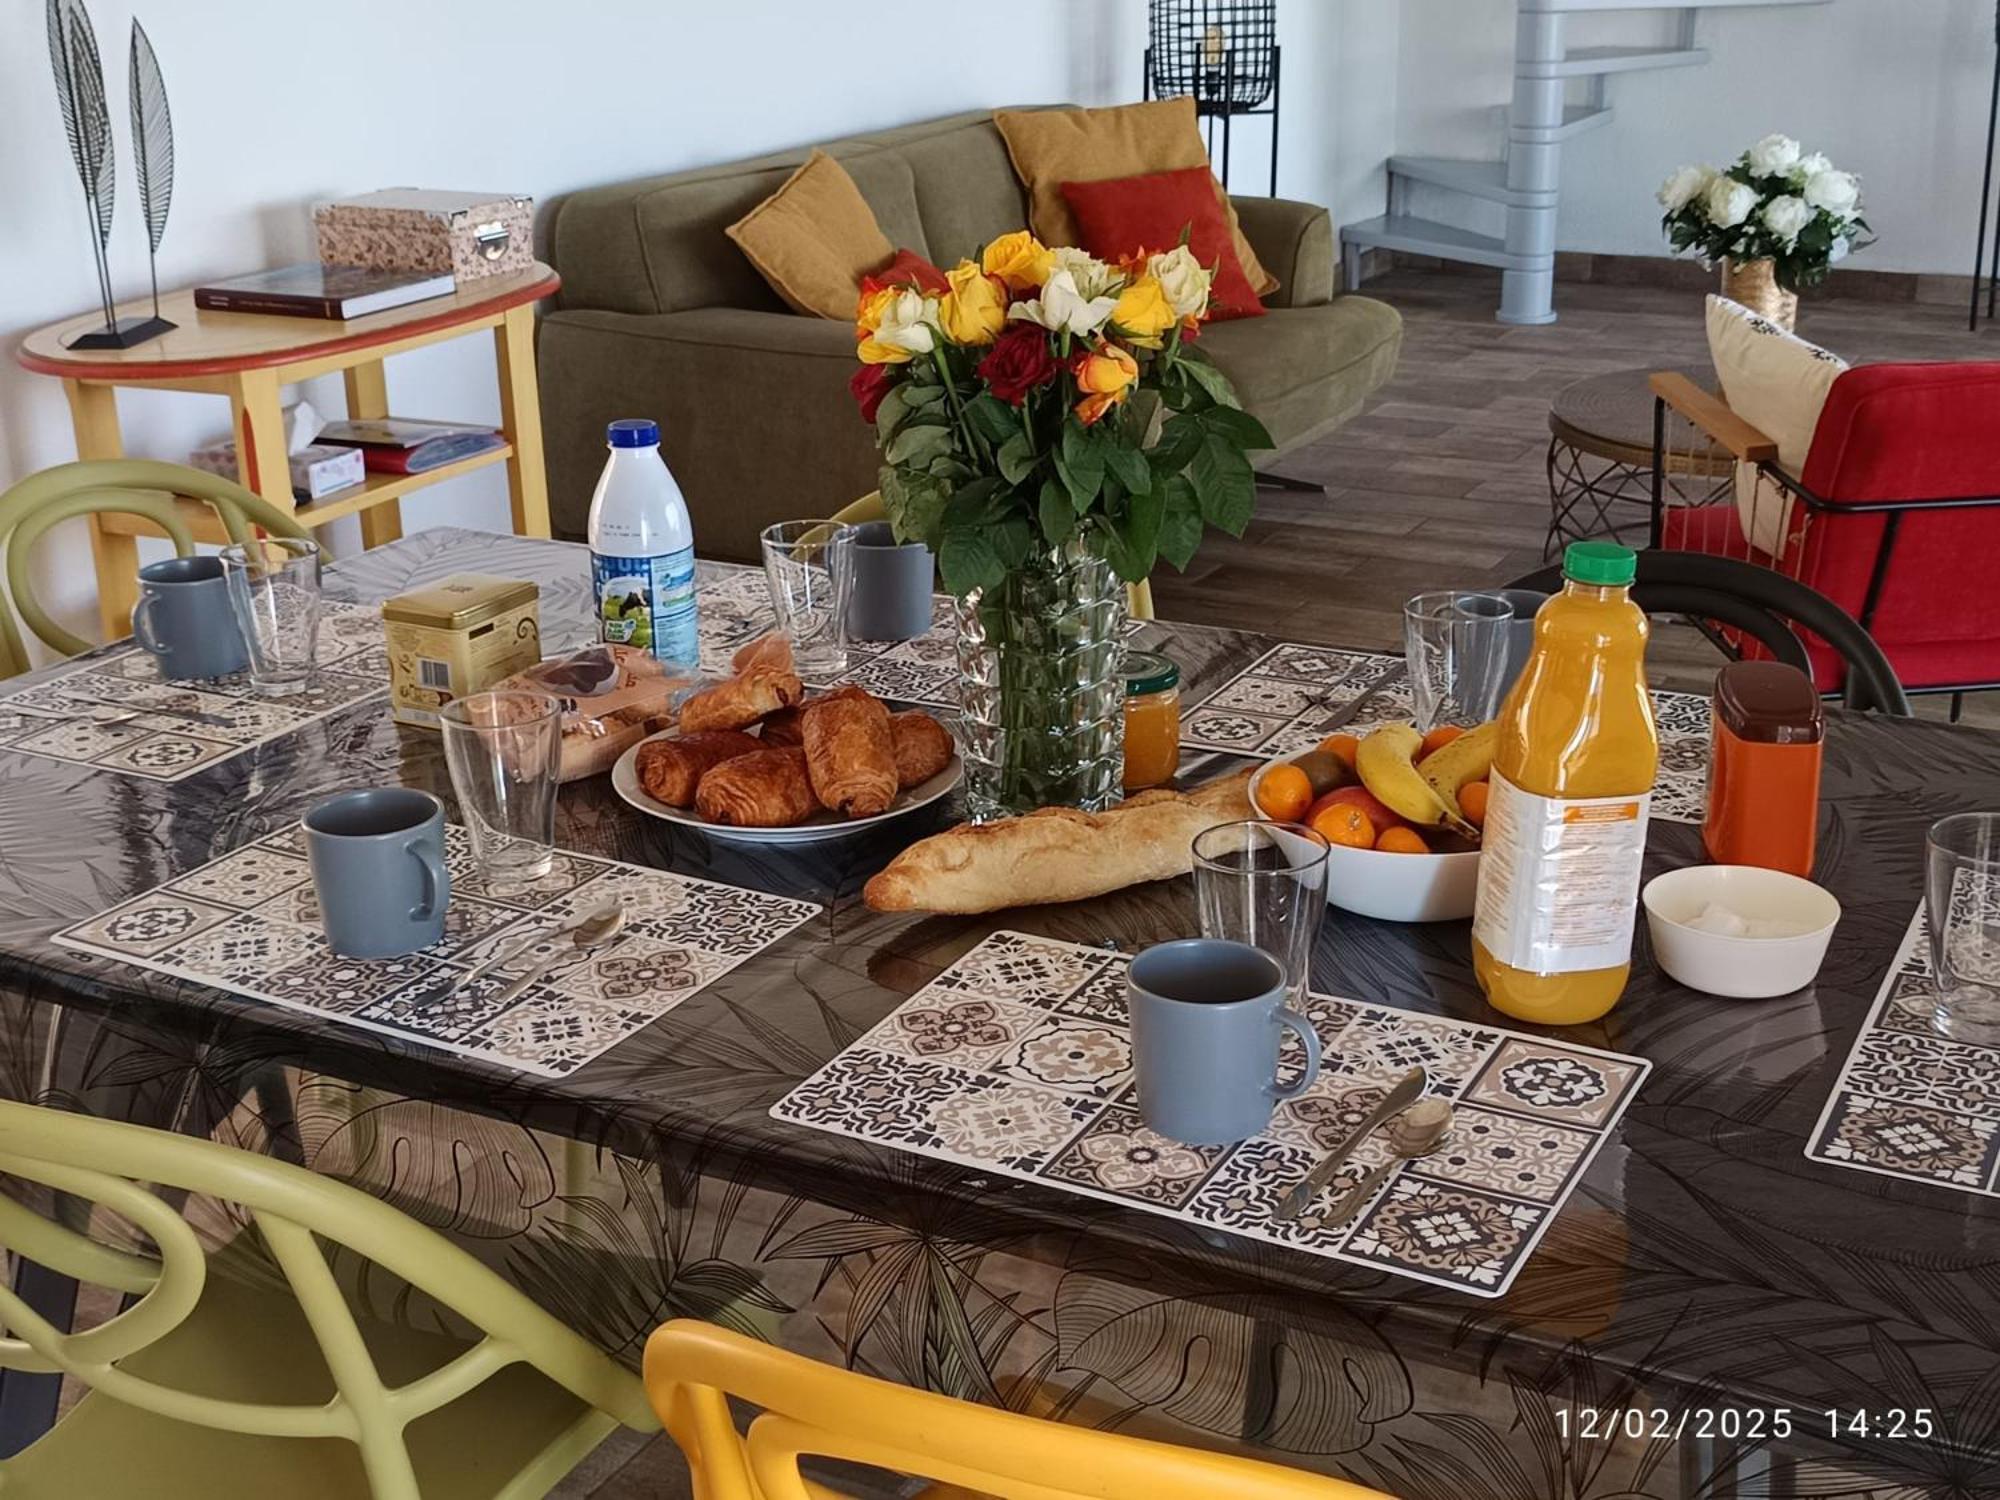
[1288,749,1358,798]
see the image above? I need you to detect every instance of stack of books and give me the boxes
[314,418,506,475]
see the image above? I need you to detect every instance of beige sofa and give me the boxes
[540,109,1403,562]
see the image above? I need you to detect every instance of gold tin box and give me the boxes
[382,574,542,729]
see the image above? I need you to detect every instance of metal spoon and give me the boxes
[486,906,626,1007]
[1273,1066,1426,1223]
[1320,1098,1456,1230]
[453,899,623,997]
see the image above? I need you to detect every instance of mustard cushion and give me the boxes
[726,150,895,319]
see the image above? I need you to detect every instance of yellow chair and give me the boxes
[644,1319,1396,1500]
[831,491,1155,622]
[0,459,317,678]
[0,1098,656,1498]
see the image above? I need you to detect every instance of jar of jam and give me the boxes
[1122,652,1182,791]
[1703,660,1824,876]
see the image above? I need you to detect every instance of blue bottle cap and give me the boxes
[607,418,659,448]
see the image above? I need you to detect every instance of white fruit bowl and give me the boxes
[1249,760,1481,923]
[1642,864,1841,999]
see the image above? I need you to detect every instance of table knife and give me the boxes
[1272,1065,1427,1223]
[1313,660,1407,735]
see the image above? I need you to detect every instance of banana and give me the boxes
[1417,720,1497,808]
[1355,723,1477,837]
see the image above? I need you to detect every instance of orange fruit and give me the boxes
[1257,763,1313,823]
[1457,780,1491,827]
[1375,826,1431,855]
[1311,803,1375,850]
[1317,732,1361,766]
[1419,724,1467,758]
[1309,784,1409,831]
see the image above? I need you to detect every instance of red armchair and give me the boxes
[1650,362,2000,709]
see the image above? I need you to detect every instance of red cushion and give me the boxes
[1058,167,1266,321]
[863,248,949,297]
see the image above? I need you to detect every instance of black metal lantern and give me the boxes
[1144,0,1280,195]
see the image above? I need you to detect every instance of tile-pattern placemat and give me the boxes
[1179,642,1714,825]
[1806,907,2000,1198]
[0,601,388,783]
[773,931,1649,1296]
[54,829,820,1078]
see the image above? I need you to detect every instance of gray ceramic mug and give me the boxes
[1127,938,1323,1146]
[131,556,250,680]
[302,789,450,959]
[846,521,935,641]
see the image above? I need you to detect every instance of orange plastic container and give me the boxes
[1702,660,1823,877]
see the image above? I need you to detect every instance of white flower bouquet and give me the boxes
[1658,135,1872,292]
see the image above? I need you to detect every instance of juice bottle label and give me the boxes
[591,547,697,669]
[1472,772,1651,974]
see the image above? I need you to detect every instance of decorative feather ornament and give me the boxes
[46,0,116,328]
[129,19,174,317]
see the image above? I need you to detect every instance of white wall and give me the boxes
[1393,0,1995,275]
[0,0,1127,652]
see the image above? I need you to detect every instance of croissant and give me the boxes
[694,747,820,827]
[731,633,794,677]
[801,695,898,817]
[761,685,874,747]
[635,730,762,808]
[679,670,804,733]
[888,711,954,789]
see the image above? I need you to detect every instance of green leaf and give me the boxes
[873,385,911,442]
[1099,486,1166,584]
[903,383,946,407]
[938,529,1004,597]
[1181,355,1242,410]
[1151,413,1205,474]
[996,430,1039,486]
[879,465,948,549]
[1198,405,1275,452]
[1190,432,1255,536]
[1037,477,1076,549]
[1103,441,1153,496]
[886,422,952,468]
[1057,423,1106,513]
[1155,475,1203,570]
[944,474,1012,530]
[963,393,1019,447]
[990,515,1035,570]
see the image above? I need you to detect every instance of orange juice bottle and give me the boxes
[1472,542,1657,1025]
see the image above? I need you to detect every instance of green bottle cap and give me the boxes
[1122,650,1180,696]
[1563,540,1637,587]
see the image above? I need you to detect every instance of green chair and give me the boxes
[0,459,317,679]
[0,1098,658,1498]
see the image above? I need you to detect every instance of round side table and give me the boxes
[1546,366,1732,559]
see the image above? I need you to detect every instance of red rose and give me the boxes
[977,322,1061,406]
[850,362,896,424]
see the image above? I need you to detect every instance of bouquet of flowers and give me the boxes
[848,231,1270,597]
[1657,134,1871,293]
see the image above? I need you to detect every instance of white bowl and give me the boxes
[1642,864,1841,999]
[1250,761,1481,923]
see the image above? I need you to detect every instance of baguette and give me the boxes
[863,769,1254,914]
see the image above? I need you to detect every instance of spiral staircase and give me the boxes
[1340,0,1830,325]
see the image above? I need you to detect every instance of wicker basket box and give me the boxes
[314,189,533,282]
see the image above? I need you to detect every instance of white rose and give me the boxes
[871,289,937,356]
[1146,245,1212,318]
[1703,177,1758,229]
[1804,168,1860,217]
[1006,268,1119,338]
[1795,151,1832,182]
[1657,164,1715,212]
[1746,133,1802,178]
[1761,195,1811,246]
[1830,235,1851,263]
[1049,246,1122,300]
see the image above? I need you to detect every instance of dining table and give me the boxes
[0,525,1995,1500]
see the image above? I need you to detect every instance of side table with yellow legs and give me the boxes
[18,265,560,640]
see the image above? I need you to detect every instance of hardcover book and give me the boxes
[192,263,456,320]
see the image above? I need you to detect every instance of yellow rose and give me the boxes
[1109,276,1176,349]
[981,230,1055,294]
[855,284,898,338]
[938,261,1007,346]
[1073,342,1138,426]
[857,336,912,365]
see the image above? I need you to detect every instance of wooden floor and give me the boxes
[554,269,1991,1499]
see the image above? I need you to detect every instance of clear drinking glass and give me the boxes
[440,691,563,887]
[219,537,322,696]
[1404,591,1515,732]
[1191,820,1333,1003]
[761,520,857,678]
[1926,812,2000,1046]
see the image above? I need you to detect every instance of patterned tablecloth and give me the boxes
[1178,641,1714,825]
[776,931,1647,1298]
[1807,906,2000,1198]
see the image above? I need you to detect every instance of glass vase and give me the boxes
[953,535,1127,820]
